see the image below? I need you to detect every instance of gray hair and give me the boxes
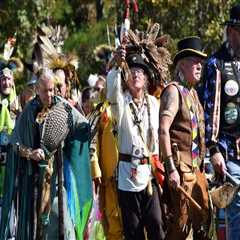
[37,68,55,85]
[173,60,183,80]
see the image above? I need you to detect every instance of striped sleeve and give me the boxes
[202,57,221,153]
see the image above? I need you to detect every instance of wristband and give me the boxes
[164,155,176,175]
[16,143,33,160]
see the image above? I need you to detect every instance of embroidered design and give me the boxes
[179,86,199,167]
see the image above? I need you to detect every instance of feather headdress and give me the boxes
[25,25,69,73]
[36,25,67,54]
[48,53,80,96]
[24,25,79,95]
[0,36,23,76]
[36,26,80,98]
[126,23,172,90]
[93,44,114,63]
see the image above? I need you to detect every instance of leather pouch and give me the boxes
[180,161,195,182]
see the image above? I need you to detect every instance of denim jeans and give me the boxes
[226,160,240,240]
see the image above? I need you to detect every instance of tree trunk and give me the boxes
[96,0,103,21]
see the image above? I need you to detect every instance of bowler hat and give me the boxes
[224,4,240,26]
[173,36,207,65]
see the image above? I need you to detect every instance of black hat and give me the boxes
[173,36,207,65]
[126,53,156,80]
[224,4,240,26]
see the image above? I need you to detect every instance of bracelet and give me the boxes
[17,143,33,160]
[164,155,176,175]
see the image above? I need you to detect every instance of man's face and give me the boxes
[55,69,67,98]
[82,101,93,116]
[0,74,14,96]
[95,78,105,93]
[128,67,147,92]
[228,26,240,57]
[37,78,54,107]
[180,57,203,86]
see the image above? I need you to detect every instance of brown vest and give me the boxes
[168,82,206,168]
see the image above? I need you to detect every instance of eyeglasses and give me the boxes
[130,68,145,75]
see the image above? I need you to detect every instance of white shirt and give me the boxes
[106,68,159,192]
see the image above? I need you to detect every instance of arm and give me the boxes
[106,48,126,128]
[11,105,46,162]
[159,85,180,188]
[14,143,45,162]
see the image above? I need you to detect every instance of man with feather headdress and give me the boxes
[22,25,80,108]
[0,68,92,240]
[105,23,171,240]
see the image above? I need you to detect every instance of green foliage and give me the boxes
[64,19,114,85]
[0,0,239,92]
[137,0,238,55]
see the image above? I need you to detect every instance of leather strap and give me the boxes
[119,153,149,164]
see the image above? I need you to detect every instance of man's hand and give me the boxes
[30,148,45,162]
[168,169,180,189]
[93,177,102,195]
[211,152,226,176]
[114,46,126,67]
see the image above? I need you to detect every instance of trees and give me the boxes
[137,0,237,53]
[0,0,238,90]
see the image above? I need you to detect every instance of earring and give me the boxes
[178,71,184,82]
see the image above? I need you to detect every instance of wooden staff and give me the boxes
[56,144,64,240]
[177,185,202,211]
[225,171,239,186]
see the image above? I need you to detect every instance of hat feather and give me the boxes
[128,29,140,46]
[38,35,58,58]
[146,23,160,43]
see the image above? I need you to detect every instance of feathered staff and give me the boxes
[107,0,132,80]
[123,0,131,38]
[123,0,139,29]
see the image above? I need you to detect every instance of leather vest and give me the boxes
[167,82,206,168]
[220,60,240,137]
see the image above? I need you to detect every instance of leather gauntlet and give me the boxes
[164,155,177,176]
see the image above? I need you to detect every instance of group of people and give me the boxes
[0,3,239,240]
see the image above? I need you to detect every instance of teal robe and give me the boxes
[0,96,93,240]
